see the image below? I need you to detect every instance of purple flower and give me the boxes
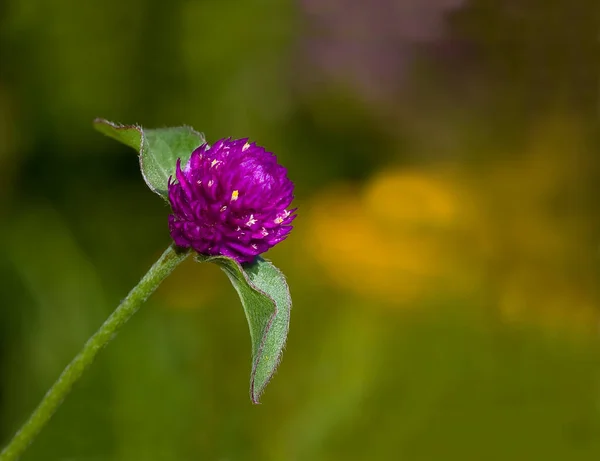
[168,138,296,264]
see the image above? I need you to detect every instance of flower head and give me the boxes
[168,138,296,263]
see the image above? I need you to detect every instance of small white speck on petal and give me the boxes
[274,209,290,224]
[246,214,257,226]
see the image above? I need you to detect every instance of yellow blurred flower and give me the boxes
[363,169,460,229]
[305,168,479,305]
[304,112,599,338]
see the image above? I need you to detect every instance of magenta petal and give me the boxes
[167,138,296,264]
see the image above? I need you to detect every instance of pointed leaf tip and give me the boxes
[197,255,291,403]
[93,118,206,201]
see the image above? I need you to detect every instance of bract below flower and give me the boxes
[168,138,296,263]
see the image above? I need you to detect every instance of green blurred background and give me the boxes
[0,0,599,459]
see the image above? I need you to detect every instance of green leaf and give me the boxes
[197,255,291,404]
[93,118,206,200]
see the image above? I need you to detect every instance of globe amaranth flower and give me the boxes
[168,138,296,264]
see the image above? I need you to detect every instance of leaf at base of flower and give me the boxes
[197,254,291,404]
[93,118,206,200]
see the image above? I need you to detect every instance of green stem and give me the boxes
[0,244,190,461]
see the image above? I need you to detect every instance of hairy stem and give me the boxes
[0,244,190,461]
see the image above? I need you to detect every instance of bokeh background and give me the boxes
[1,0,599,459]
